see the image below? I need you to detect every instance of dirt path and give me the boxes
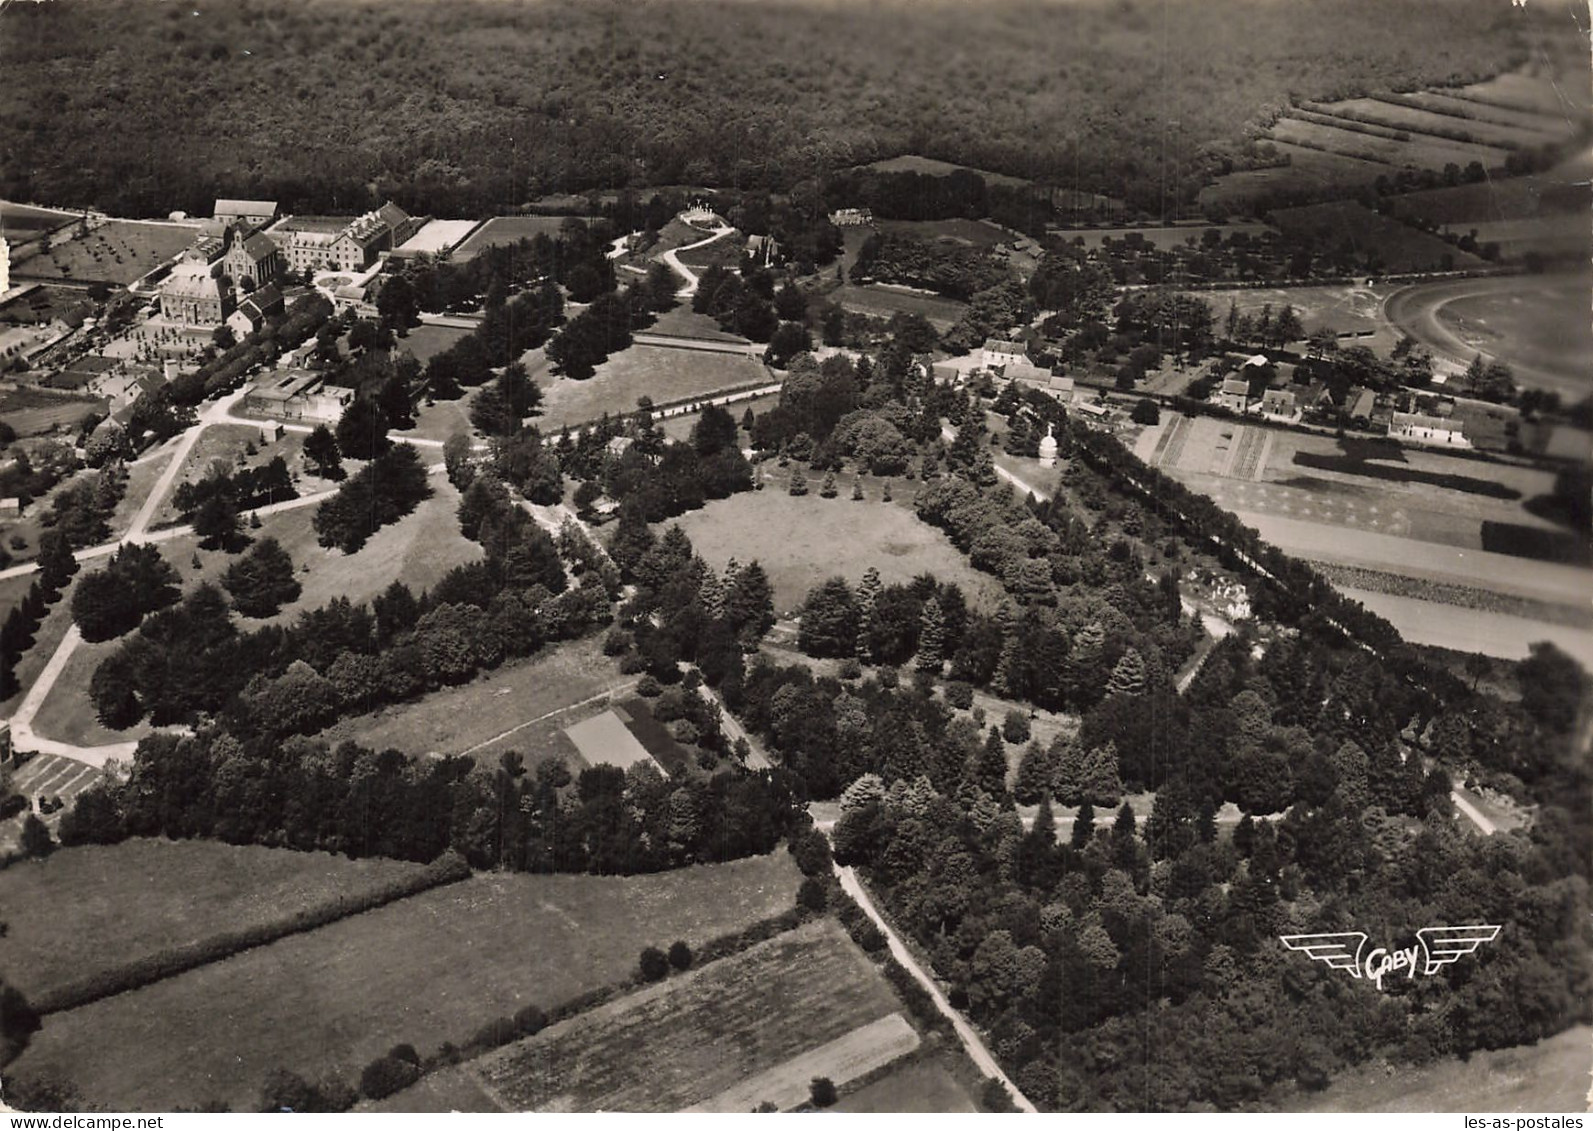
[832,863,1039,1112]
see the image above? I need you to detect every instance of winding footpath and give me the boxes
[833,863,1039,1112]
[660,223,735,299]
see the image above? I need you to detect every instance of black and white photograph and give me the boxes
[0,0,1589,1117]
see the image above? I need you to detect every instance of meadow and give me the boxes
[1294,1025,1592,1113]
[0,387,104,438]
[322,633,625,760]
[832,1050,980,1113]
[11,853,803,1111]
[831,283,968,331]
[396,323,473,367]
[669,479,1006,615]
[451,216,591,261]
[874,218,1013,249]
[532,344,768,431]
[467,918,904,1112]
[19,221,197,285]
[0,839,426,1004]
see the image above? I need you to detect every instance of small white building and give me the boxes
[1038,424,1058,469]
[1217,375,1251,413]
[982,337,1028,370]
[1260,388,1299,422]
[1390,411,1469,448]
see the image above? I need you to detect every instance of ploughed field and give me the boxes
[9,852,802,1111]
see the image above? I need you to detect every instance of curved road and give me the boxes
[1382,274,1590,399]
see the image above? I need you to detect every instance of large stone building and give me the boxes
[214,198,279,229]
[159,259,230,326]
[221,226,284,294]
[268,203,420,275]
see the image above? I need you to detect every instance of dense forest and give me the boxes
[0,0,1526,217]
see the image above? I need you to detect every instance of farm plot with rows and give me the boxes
[464,918,907,1112]
[10,853,802,1111]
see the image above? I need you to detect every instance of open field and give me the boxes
[1340,586,1593,667]
[832,1050,981,1113]
[0,386,104,438]
[395,219,481,256]
[875,217,1013,249]
[646,305,747,342]
[856,154,1034,188]
[17,221,197,285]
[1434,277,1593,391]
[1270,115,1510,174]
[564,706,660,772]
[1293,1025,1592,1113]
[669,481,1006,616]
[1327,96,1554,151]
[533,344,766,431]
[452,215,590,261]
[1270,201,1487,273]
[1465,214,1591,261]
[465,918,903,1112]
[831,283,968,330]
[691,1012,919,1112]
[1200,143,1388,212]
[13,853,803,1111]
[1191,282,1396,344]
[0,200,80,238]
[397,323,473,366]
[1385,273,1592,397]
[1389,174,1591,228]
[321,633,625,760]
[0,839,426,1003]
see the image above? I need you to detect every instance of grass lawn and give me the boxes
[874,217,1012,249]
[0,388,104,439]
[0,839,427,1003]
[394,392,477,445]
[833,1049,980,1113]
[23,221,197,285]
[532,345,768,431]
[12,853,803,1111]
[0,572,79,718]
[463,918,903,1112]
[832,283,968,331]
[26,634,157,748]
[1434,275,1593,389]
[396,323,473,367]
[150,423,284,527]
[1291,1025,1591,1112]
[646,305,746,342]
[1189,282,1396,343]
[451,215,590,261]
[321,633,625,760]
[668,479,1005,616]
[857,154,1033,189]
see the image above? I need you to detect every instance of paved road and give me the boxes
[833,863,1039,1113]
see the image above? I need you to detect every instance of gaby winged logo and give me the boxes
[1279,926,1501,990]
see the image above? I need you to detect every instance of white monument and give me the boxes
[1038,422,1058,469]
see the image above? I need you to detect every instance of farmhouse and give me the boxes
[1000,359,1053,386]
[159,259,230,326]
[1390,411,1469,448]
[1217,375,1251,413]
[981,337,1029,369]
[224,284,284,339]
[213,199,279,229]
[1260,388,1299,422]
